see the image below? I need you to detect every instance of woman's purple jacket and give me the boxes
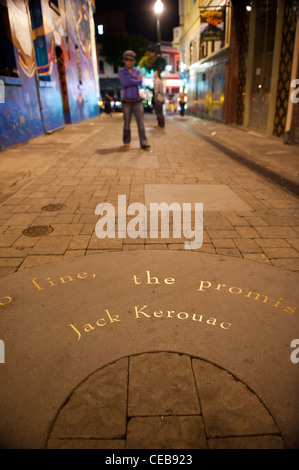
[119,67,142,100]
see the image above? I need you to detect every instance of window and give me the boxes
[190,42,193,65]
[97,24,104,35]
[113,64,118,74]
[0,2,18,77]
[99,60,104,74]
[200,43,207,59]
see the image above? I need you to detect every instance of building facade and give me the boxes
[173,0,299,143]
[160,40,181,102]
[94,9,126,99]
[0,0,99,151]
[173,0,231,122]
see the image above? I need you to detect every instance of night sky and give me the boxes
[95,0,179,42]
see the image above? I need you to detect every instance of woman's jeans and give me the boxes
[155,101,165,127]
[122,101,148,147]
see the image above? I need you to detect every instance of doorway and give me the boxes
[249,0,278,131]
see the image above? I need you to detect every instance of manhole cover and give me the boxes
[22,226,54,237]
[41,204,66,212]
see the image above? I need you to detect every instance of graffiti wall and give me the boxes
[0,0,99,151]
[0,0,45,150]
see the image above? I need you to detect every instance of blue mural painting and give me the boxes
[0,0,99,151]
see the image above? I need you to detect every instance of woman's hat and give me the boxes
[123,50,136,60]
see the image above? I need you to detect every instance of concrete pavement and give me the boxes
[0,111,298,449]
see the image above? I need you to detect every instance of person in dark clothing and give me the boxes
[178,87,188,118]
[154,70,165,128]
[118,50,150,150]
[104,93,112,116]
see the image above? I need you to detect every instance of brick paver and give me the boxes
[0,112,298,273]
[46,353,284,449]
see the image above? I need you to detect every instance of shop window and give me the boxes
[0,2,18,77]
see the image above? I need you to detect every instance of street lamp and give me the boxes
[154,0,164,72]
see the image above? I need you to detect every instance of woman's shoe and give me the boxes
[124,143,130,148]
[141,144,151,149]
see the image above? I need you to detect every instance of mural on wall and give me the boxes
[0,0,99,151]
[70,0,91,59]
[66,0,98,123]
[0,0,44,150]
[30,0,53,81]
[10,0,35,78]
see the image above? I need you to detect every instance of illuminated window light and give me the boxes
[165,79,181,87]
[98,24,104,35]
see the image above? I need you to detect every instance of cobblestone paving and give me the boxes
[0,113,298,277]
[46,352,284,449]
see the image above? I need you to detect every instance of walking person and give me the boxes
[153,70,165,128]
[103,93,112,116]
[178,87,188,118]
[118,50,150,150]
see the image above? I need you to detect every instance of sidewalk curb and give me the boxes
[177,120,299,198]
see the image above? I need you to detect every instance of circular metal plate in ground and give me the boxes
[22,225,54,237]
[41,204,66,212]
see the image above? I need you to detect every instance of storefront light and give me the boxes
[165,79,181,87]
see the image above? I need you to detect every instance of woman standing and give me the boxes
[118,50,150,150]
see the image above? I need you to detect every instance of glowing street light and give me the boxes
[154,0,164,15]
[154,1,164,72]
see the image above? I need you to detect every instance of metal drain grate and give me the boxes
[23,226,54,237]
[41,204,66,212]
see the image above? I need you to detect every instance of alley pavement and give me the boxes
[0,111,299,450]
[0,111,298,275]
